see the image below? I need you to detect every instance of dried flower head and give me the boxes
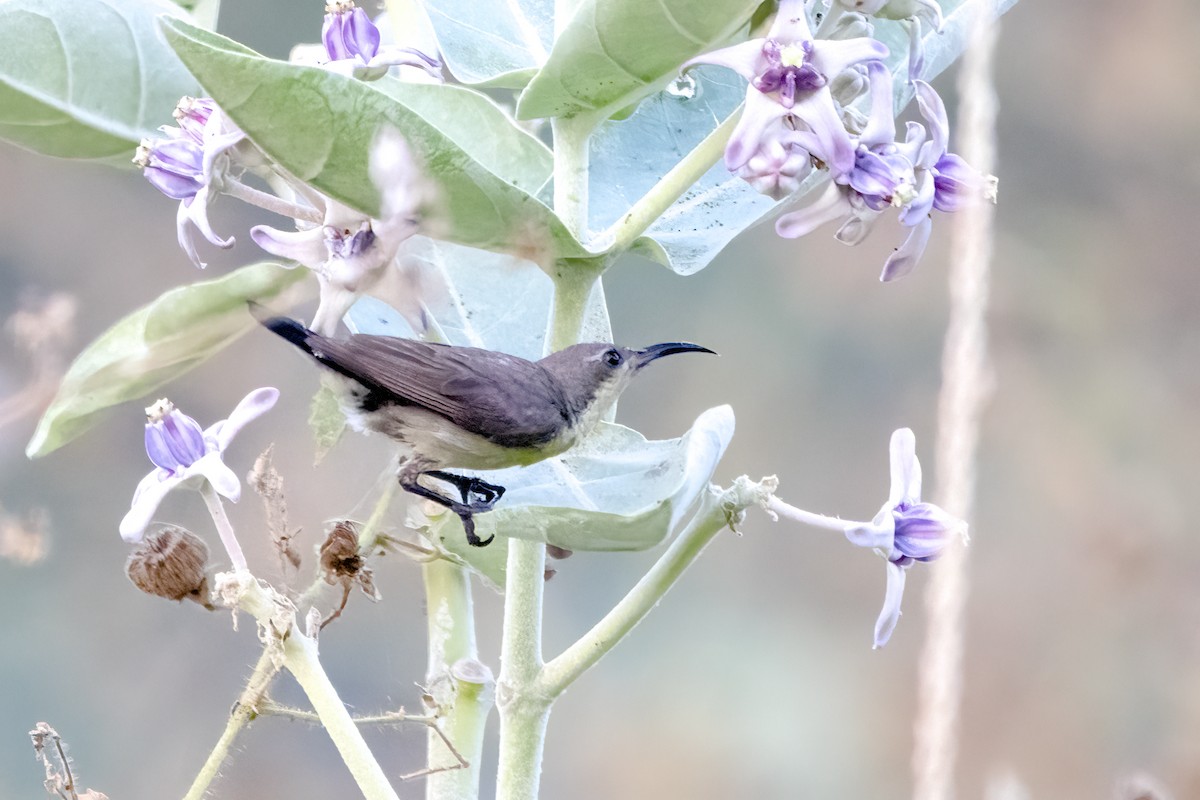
[125,525,213,607]
[318,521,380,629]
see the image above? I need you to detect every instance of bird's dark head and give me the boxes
[540,341,715,422]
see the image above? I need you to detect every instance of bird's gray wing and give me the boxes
[315,335,569,447]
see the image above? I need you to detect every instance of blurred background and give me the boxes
[3,1,1200,798]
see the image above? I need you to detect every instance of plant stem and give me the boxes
[227,574,400,800]
[201,482,248,573]
[597,106,742,253]
[764,495,863,533]
[495,85,602,800]
[182,647,281,800]
[550,116,595,240]
[495,539,549,800]
[423,559,492,800]
[223,177,323,223]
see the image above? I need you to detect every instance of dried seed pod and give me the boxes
[125,525,212,607]
[320,521,364,585]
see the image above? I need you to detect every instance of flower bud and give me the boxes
[125,525,212,607]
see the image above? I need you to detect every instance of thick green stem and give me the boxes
[495,539,549,800]
[182,647,280,800]
[598,106,742,253]
[226,574,400,800]
[424,559,492,800]
[495,77,604,800]
[551,116,595,239]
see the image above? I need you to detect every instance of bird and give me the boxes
[256,311,715,546]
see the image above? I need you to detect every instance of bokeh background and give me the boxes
[3,1,1200,798]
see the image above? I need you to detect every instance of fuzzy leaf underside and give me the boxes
[0,0,199,158]
[26,262,308,458]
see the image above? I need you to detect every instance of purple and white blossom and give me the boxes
[119,388,279,543]
[844,428,966,648]
[683,0,887,178]
[251,129,427,334]
[321,1,442,81]
[133,97,246,269]
[775,64,988,281]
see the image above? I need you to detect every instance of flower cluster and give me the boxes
[134,6,436,332]
[686,0,993,280]
[133,97,247,268]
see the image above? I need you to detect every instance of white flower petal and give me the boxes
[190,454,242,501]
[250,224,328,267]
[775,180,850,239]
[888,427,921,505]
[119,472,181,542]
[214,387,279,453]
[873,560,908,648]
[681,39,765,82]
[879,214,932,282]
[845,511,896,551]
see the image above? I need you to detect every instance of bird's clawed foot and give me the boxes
[400,470,506,547]
[425,470,506,508]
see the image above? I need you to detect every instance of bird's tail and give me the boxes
[248,302,318,356]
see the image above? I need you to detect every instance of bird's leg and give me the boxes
[424,470,506,508]
[397,463,495,547]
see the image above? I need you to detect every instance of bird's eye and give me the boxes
[604,349,623,367]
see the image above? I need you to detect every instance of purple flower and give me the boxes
[683,0,887,179]
[119,389,279,543]
[734,124,815,200]
[775,66,990,282]
[133,97,246,268]
[251,129,426,334]
[321,1,442,81]
[844,428,966,648]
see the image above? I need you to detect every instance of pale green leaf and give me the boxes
[0,0,199,159]
[158,18,587,259]
[424,0,551,88]
[428,405,735,587]
[309,380,348,465]
[515,0,760,121]
[26,263,309,459]
[588,66,777,275]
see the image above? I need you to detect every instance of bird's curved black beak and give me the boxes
[634,342,716,369]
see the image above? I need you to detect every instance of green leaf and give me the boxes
[423,0,551,88]
[309,380,348,465]
[26,263,309,459]
[0,0,199,159]
[158,18,589,260]
[427,405,735,587]
[515,0,760,121]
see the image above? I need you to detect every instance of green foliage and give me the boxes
[515,0,761,121]
[26,263,308,459]
[0,0,198,159]
[158,18,590,262]
[422,0,550,88]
